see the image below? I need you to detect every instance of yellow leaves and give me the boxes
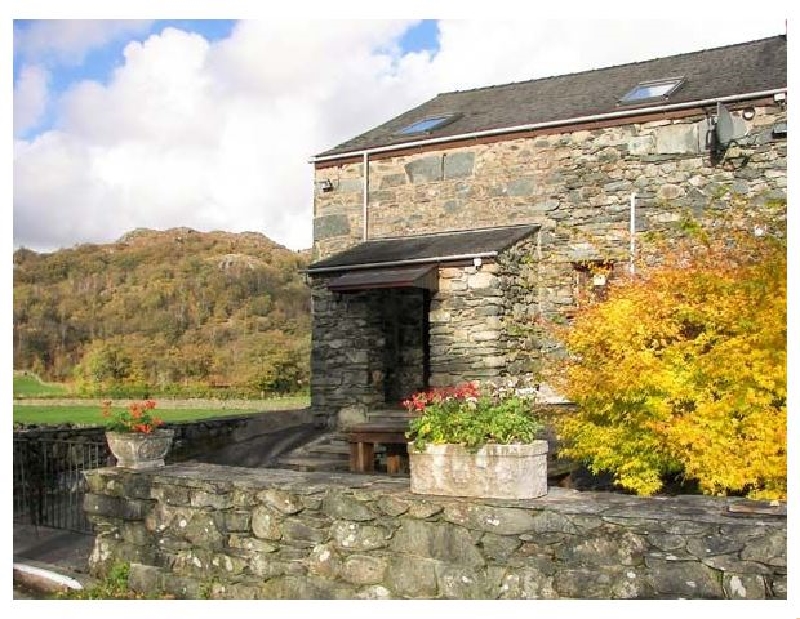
[547,221,786,500]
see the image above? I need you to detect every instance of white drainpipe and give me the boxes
[630,192,636,275]
[363,152,369,241]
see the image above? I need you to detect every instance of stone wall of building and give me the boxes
[311,257,538,423]
[313,103,787,305]
[310,282,385,427]
[310,103,787,426]
[84,464,786,600]
[310,283,430,427]
[429,229,594,389]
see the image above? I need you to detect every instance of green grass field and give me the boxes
[13,402,306,426]
[13,372,309,426]
[13,373,70,397]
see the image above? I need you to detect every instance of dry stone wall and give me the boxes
[84,464,786,600]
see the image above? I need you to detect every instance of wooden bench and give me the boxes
[345,421,410,474]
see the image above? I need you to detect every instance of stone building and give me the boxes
[306,35,787,429]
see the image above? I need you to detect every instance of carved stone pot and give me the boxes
[105,428,175,469]
[409,441,548,499]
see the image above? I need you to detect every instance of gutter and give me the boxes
[305,251,500,275]
[310,88,786,163]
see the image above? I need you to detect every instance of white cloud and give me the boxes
[13,18,786,253]
[13,64,49,136]
[427,19,786,92]
[14,19,154,66]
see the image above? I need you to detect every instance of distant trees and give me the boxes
[13,229,312,397]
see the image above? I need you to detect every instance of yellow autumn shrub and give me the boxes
[547,218,786,499]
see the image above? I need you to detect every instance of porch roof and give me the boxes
[306,224,539,274]
[327,265,438,292]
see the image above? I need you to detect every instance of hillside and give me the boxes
[13,228,312,397]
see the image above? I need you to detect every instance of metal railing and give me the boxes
[13,436,111,534]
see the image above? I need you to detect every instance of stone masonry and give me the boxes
[313,104,787,265]
[309,104,787,427]
[311,249,538,426]
[84,463,787,600]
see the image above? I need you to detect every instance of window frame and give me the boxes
[619,77,685,106]
[395,114,460,136]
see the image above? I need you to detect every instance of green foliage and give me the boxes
[546,212,786,499]
[405,382,543,452]
[13,228,312,397]
[58,561,174,600]
[199,578,217,600]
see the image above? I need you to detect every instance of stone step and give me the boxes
[325,436,349,447]
[365,413,414,422]
[276,456,351,473]
[306,443,351,456]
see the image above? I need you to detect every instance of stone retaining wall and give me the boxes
[84,464,786,600]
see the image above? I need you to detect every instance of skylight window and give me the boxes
[620,77,684,104]
[396,115,455,136]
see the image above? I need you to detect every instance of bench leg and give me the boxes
[386,453,401,474]
[350,442,375,473]
[385,444,407,475]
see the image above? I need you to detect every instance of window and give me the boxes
[620,77,684,105]
[572,260,615,306]
[396,115,456,136]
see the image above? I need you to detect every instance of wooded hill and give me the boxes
[13,228,312,397]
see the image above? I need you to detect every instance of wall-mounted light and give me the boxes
[473,257,482,269]
[742,107,756,121]
[319,179,334,192]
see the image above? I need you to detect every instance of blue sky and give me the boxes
[12,19,440,140]
[12,18,787,253]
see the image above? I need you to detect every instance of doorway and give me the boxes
[381,288,430,406]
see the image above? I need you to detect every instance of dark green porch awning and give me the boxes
[326,265,438,293]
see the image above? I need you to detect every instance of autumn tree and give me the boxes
[545,209,786,500]
[14,228,312,396]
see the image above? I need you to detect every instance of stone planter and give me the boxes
[409,441,548,499]
[105,428,175,469]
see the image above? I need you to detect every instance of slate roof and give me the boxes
[317,35,786,158]
[306,224,539,273]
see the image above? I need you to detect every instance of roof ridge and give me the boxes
[439,34,785,97]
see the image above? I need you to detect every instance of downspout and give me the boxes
[629,192,636,275]
[363,152,369,241]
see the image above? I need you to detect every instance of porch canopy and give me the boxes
[305,224,539,293]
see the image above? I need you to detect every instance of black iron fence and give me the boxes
[13,436,111,534]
